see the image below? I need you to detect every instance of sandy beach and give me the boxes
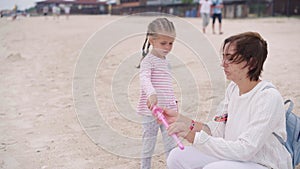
[0,14,299,169]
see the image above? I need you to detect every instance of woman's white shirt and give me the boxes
[193,80,293,169]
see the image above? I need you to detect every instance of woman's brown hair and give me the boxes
[222,32,268,81]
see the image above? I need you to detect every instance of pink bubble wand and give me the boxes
[152,105,184,150]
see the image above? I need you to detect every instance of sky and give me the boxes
[0,0,40,10]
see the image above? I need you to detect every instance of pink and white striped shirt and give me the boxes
[137,54,177,116]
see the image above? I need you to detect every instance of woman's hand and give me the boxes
[162,108,179,124]
[163,109,196,143]
[167,120,191,138]
[167,114,192,136]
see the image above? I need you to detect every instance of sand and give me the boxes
[0,14,299,169]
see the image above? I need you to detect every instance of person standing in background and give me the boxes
[212,0,223,34]
[43,6,49,19]
[52,5,60,20]
[199,0,212,33]
[64,5,71,20]
[12,4,18,20]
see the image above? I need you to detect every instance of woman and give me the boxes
[163,32,292,169]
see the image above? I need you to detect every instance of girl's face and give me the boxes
[150,34,175,58]
[221,42,250,83]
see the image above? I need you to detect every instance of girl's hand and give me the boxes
[147,94,158,110]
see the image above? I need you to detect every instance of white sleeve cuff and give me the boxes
[193,130,210,145]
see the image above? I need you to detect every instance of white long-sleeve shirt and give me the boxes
[137,54,177,116]
[199,0,212,14]
[194,80,292,169]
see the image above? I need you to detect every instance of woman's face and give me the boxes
[221,42,250,83]
[150,34,175,58]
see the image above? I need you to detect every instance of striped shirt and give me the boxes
[137,54,177,115]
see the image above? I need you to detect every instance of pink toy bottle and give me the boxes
[152,105,184,150]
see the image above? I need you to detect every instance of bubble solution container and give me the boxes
[152,105,184,150]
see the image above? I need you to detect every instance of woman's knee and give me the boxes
[167,147,184,169]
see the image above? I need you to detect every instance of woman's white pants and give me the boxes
[167,146,268,169]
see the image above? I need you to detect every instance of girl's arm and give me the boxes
[140,59,156,99]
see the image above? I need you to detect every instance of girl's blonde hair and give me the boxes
[137,18,176,68]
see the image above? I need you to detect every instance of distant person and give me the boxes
[12,4,18,20]
[108,4,112,15]
[199,0,212,33]
[43,6,49,19]
[136,18,178,169]
[64,5,71,19]
[56,6,61,19]
[211,0,223,34]
[52,5,60,20]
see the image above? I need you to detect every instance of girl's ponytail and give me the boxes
[137,33,150,68]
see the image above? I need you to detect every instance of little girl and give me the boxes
[136,18,178,169]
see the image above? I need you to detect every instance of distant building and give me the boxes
[273,0,299,16]
[112,0,198,16]
[112,0,248,18]
[237,0,299,17]
[35,0,300,17]
[223,0,248,18]
[35,0,108,15]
